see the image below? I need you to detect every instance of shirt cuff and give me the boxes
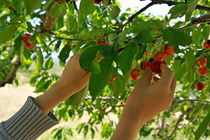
[0,96,59,140]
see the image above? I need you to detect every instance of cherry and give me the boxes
[24,33,31,40]
[151,61,166,74]
[22,37,28,43]
[148,58,155,63]
[109,74,117,82]
[130,69,140,80]
[198,67,208,76]
[140,61,151,71]
[96,41,108,45]
[203,40,210,49]
[154,51,167,62]
[94,0,102,4]
[195,82,204,91]
[164,45,175,56]
[26,42,32,49]
[197,57,207,66]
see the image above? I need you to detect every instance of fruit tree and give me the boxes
[0,0,210,139]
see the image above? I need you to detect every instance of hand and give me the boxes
[57,53,91,96]
[126,64,176,124]
[36,54,90,114]
[111,64,176,140]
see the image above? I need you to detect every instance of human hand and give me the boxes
[57,53,91,96]
[125,64,176,125]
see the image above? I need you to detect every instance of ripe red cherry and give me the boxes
[154,51,167,62]
[109,74,117,82]
[94,0,102,4]
[198,67,208,76]
[24,33,31,40]
[195,82,204,91]
[164,45,175,56]
[151,61,166,74]
[26,42,32,49]
[148,58,155,63]
[130,69,140,80]
[197,57,207,66]
[140,61,151,71]
[203,40,210,49]
[22,37,28,43]
[96,41,108,45]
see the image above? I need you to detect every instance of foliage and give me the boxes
[0,0,210,139]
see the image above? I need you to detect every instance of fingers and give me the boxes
[137,68,152,87]
[170,78,176,94]
[159,64,174,87]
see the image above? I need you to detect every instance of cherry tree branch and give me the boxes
[155,0,210,12]
[0,56,21,87]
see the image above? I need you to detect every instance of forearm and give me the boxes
[111,106,144,140]
[36,82,74,114]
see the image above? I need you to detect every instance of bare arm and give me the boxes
[111,64,176,140]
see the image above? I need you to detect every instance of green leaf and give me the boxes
[185,49,195,69]
[163,27,192,46]
[79,46,99,70]
[58,45,71,63]
[118,45,138,74]
[54,40,62,50]
[89,62,101,74]
[108,5,121,19]
[169,4,187,20]
[24,0,42,14]
[0,25,18,44]
[89,58,113,98]
[68,88,88,106]
[79,0,94,17]
[134,30,154,44]
[195,111,210,140]
[173,61,187,80]
[12,0,24,13]
[109,74,125,97]
[186,0,199,21]
[44,57,54,70]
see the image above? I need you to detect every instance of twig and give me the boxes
[155,0,210,12]
[122,2,155,29]
[0,56,21,87]
[166,108,192,139]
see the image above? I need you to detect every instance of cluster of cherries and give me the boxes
[108,44,175,82]
[22,33,32,49]
[194,40,210,91]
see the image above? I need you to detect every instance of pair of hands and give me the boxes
[59,54,176,122]
[38,53,176,139]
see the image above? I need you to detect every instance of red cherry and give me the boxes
[164,45,175,56]
[22,37,28,43]
[130,69,140,80]
[25,42,32,49]
[204,40,210,49]
[140,61,151,71]
[197,57,207,66]
[195,82,205,91]
[94,0,102,4]
[148,58,155,63]
[24,33,31,40]
[198,67,208,76]
[154,51,167,62]
[109,74,117,82]
[66,42,72,47]
[96,41,108,45]
[151,61,166,74]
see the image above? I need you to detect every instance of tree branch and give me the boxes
[155,0,210,12]
[0,56,21,87]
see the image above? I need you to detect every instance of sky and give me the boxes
[119,0,171,16]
